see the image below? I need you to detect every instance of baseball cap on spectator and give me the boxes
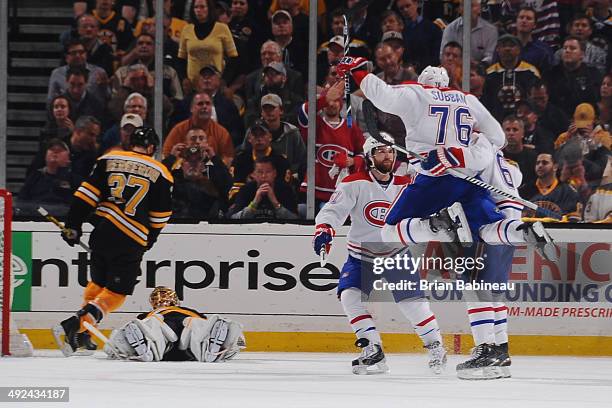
[46,138,70,152]
[381,31,404,45]
[272,10,292,23]
[121,113,144,128]
[247,119,270,136]
[261,93,282,108]
[497,34,521,47]
[573,103,595,128]
[329,35,345,49]
[264,62,287,76]
[199,64,221,76]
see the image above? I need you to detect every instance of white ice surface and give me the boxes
[1,351,611,408]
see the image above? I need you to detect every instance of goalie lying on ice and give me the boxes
[103,286,246,362]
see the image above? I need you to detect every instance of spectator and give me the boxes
[100,91,149,151]
[48,38,109,105]
[73,14,115,75]
[521,153,581,220]
[528,80,571,138]
[346,0,380,49]
[374,42,417,85]
[92,0,134,55]
[440,0,498,65]
[469,61,486,98]
[276,0,310,48]
[165,127,233,220]
[40,96,74,143]
[130,11,181,69]
[163,92,235,166]
[380,31,409,64]
[583,157,612,222]
[67,116,101,178]
[104,113,144,153]
[231,119,291,188]
[17,139,82,217]
[316,35,347,85]
[587,0,612,62]
[178,0,238,87]
[395,0,442,71]
[244,62,304,127]
[134,0,187,43]
[554,103,612,199]
[502,115,538,197]
[244,41,304,106]
[112,33,183,103]
[598,73,612,131]
[482,34,541,120]
[380,10,405,35]
[228,156,299,220]
[516,99,555,153]
[298,80,365,205]
[270,10,308,80]
[515,6,554,74]
[228,0,261,76]
[62,66,106,124]
[501,0,561,50]
[440,41,463,89]
[553,13,607,74]
[547,36,602,117]
[325,8,369,58]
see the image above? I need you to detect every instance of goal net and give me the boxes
[0,190,33,356]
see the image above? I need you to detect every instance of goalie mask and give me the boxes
[418,66,449,88]
[363,132,396,174]
[149,286,179,309]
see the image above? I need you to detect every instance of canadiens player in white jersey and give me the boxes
[313,133,447,375]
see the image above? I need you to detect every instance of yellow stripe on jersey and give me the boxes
[149,210,172,217]
[98,201,149,234]
[148,210,171,228]
[101,150,174,183]
[74,191,97,207]
[94,209,148,246]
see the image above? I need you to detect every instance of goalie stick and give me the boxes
[83,321,126,359]
[37,206,92,252]
[361,99,562,220]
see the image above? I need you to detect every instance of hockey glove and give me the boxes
[313,224,335,256]
[336,56,370,86]
[333,151,349,168]
[61,226,82,247]
[420,147,465,176]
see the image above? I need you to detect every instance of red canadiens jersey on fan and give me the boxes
[315,171,411,261]
[359,74,506,177]
[298,100,366,201]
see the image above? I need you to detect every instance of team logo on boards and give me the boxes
[363,200,391,227]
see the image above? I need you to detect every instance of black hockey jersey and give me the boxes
[68,150,173,247]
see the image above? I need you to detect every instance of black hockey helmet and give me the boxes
[130,126,159,148]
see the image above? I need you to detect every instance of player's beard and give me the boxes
[374,158,393,174]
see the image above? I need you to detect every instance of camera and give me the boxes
[182,145,204,162]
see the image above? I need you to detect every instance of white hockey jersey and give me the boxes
[315,171,412,261]
[479,151,524,220]
[360,74,506,177]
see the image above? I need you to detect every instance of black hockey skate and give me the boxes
[52,316,81,357]
[428,202,473,247]
[424,341,447,374]
[351,338,389,375]
[493,343,511,378]
[456,343,504,380]
[518,221,557,261]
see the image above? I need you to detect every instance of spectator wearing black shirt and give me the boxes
[228,156,298,220]
[271,10,308,80]
[72,14,115,75]
[502,115,538,197]
[62,67,107,124]
[40,96,75,143]
[528,80,570,138]
[92,0,135,54]
[515,6,554,75]
[516,99,555,153]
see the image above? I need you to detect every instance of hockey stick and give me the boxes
[342,14,352,128]
[320,247,327,267]
[83,321,126,359]
[37,206,92,252]
[361,100,563,220]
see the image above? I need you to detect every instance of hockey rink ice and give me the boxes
[1,351,611,407]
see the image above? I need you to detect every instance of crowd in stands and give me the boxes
[15,0,612,223]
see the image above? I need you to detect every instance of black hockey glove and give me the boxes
[61,226,82,247]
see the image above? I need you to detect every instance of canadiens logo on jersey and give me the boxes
[363,200,391,228]
[316,144,348,168]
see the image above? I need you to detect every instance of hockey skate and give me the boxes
[351,338,389,375]
[456,343,503,380]
[494,343,511,378]
[428,202,473,247]
[519,221,557,261]
[424,341,447,374]
[53,316,98,356]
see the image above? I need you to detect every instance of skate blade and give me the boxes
[532,222,558,262]
[500,366,511,378]
[457,366,503,380]
[352,361,389,375]
[448,202,473,247]
[429,358,447,375]
[52,324,75,357]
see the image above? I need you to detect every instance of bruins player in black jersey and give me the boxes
[53,127,173,356]
[102,286,245,362]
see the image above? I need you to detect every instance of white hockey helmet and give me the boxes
[363,132,396,172]
[418,65,450,88]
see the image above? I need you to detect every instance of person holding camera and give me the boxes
[163,127,233,220]
[228,156,298,220]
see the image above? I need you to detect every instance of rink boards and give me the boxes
[9,222,612,355]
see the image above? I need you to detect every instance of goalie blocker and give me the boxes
[102,286,246,362]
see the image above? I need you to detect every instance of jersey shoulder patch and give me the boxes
[393,175,412,185]
[341,171,372,183]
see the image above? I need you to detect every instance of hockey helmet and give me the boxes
[130,126,159,149]
[418,66,449,88]
[149,286,179,309]
[363,132,396,172]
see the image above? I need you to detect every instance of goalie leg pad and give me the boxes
[179,315,245,362]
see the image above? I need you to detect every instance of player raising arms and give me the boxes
[53,127,173,356]
[101,286,245,362]
[314,133,447,375]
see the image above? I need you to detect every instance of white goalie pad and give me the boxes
[179,315,245,362]
[103,314,178,361]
